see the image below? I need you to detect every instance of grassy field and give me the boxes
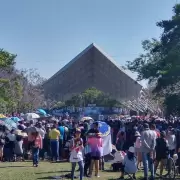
[0,161,144,180]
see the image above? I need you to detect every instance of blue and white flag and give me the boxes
[97,121,112,156]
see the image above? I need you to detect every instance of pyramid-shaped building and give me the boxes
[43,43,142,101]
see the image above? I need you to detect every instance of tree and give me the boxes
[0,49,22,113]
[0,48,47,113]
[52,101,65,109]
[64,87,122,107]
[18,69,47,112]
[126,4,180,115]
[0,49,16,68]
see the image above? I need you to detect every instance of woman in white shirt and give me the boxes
[69,128,84,180]
[134,131,142,169]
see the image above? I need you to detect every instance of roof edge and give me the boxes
[43,43,94,85]
[92,43,142,87]
[43,43,142,87]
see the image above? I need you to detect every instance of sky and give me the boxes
[0,0,178,86]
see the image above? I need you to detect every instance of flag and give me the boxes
[102,132,112,156]
[96,121,112,156]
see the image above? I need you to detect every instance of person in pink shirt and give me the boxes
[88,127,103,178]
[32,132,42,167]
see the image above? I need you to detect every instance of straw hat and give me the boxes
[14,130,27,137]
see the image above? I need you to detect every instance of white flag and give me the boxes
[102,133,112,156]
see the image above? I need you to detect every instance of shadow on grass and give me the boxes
[37,177,54,180]
[51,160,68,163]
[36,170,71,174]
[0,165,30,168]
[37,175,64,179]
[103,169,116,173]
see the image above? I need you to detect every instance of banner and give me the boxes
[102,133,112,156]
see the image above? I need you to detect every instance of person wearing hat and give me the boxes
[119,146,137,180]
[154,131,169,178]
[69,128,84,180]
[141,123,156,180]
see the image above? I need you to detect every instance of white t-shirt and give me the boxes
[110,151,126,163]
[38,128,45,139]
[70,149,83,162]
[135,137,141,149]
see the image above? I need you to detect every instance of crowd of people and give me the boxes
[0,115,180,180]
[109,117,180,180]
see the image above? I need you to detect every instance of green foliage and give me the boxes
[126,4,180,115]
[65,87,122,107]
[0,49,16,68]
[0,49,45,113]
[53,101,66,108]
[164,94,180,116]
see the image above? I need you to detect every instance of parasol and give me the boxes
[24,113,40,121]
[11,117,21,123]
[37,109,46,115]
[0,114,6,118]
[80,116,94,123]
[62,119,69,123]
[0,118,17,130]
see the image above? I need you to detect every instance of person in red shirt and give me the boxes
[150,124,160,138]
[32,132,42,167]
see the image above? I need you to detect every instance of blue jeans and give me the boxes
[59,139,63,158]
[32,147,39,165]
[50,140,59,161]
[142,152,154,179]
[71,161,84,180]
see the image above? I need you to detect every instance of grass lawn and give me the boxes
[0,161,144,180]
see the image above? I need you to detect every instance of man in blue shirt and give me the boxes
[58,122,65,160]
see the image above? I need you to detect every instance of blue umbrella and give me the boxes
[37,109,47,115]
[91,121,111,137]
[0,118,17,130]
[11,117,20,123]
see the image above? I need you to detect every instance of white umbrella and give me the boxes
[62,119,69,123]
[81,117,93,121]
[24,113,40,121]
